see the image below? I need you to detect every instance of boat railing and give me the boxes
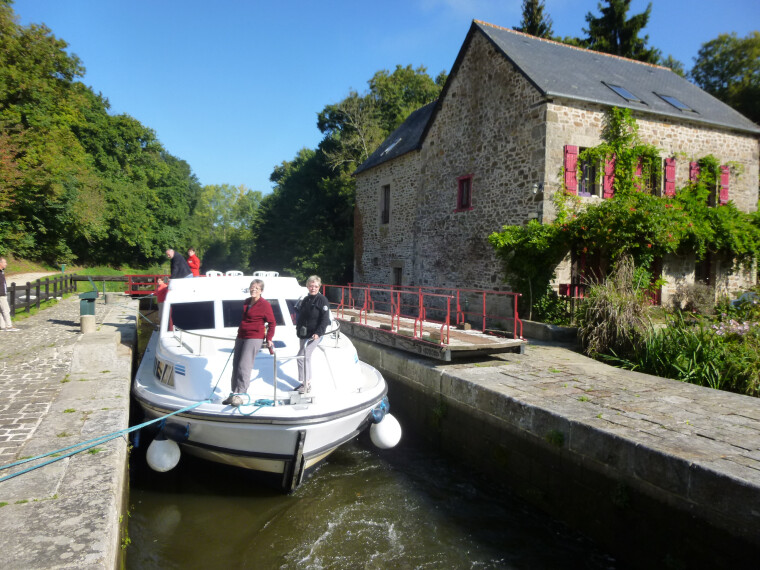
[172,326,345,406]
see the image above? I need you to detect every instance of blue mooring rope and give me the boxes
[0,400,209,483]
[0,301,278,482]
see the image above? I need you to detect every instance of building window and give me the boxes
[455,174,473,211]
[380,184,390,224]
[655,93,693,112]
[634,157,662,196]
[578,147,597,197]
[603,82,643,103]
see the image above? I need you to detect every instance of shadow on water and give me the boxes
[127,431,619,569]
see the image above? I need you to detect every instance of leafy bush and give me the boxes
[576,256,651,357]
[671,281,715,315]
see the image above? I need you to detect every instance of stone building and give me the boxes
[353,20,760,304]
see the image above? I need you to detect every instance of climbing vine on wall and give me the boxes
[489,107,760,315]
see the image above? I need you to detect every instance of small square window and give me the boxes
[455,175,473,211]
[604,82,642,103]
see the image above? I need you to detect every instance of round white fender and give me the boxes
[370,413,402,449]
[146,435,181,472]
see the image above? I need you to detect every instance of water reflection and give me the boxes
[128,434,617,569]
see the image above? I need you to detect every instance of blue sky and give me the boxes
[11,0,760,194]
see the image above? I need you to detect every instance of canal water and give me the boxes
[127,433,619,569]
[128,306,618,569]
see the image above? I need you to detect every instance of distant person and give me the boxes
[224,279,276,407]
[155,277,168,322]
[295,275,330,394]
[0,257,20,332]
[187,248,201,277]
[166,249,193,279]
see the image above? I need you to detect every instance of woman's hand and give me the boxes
[312,334,319,341]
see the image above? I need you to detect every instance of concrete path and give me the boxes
[0,293,138,570]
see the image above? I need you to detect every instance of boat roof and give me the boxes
[166,274,306,302]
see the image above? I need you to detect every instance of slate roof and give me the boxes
[353,101,437,175]
[475,20,760,135]
[354,20,760,175]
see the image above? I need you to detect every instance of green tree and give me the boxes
[513,0,554,39]
[256,65,446,284]
[582,0,660,63]
[690,31,760,124]
[661,54,685,77]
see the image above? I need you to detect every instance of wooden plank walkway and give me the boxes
[335,308,526,361]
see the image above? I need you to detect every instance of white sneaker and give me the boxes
[6,328,20,332]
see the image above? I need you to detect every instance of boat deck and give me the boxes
[335,308,526,361]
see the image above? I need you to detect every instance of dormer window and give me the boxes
[604,83,642,103]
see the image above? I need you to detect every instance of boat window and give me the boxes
[221,299,286,328]
[169,301,215,331]
[286,299,299,323]
[222,300,245,328]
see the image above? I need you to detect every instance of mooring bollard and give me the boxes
[80,314,96,334]
[105,292,118,305]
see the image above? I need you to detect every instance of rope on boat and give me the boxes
[0,400,209,483]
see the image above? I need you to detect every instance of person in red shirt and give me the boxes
[187,248,201,277]
[223,279,276,407]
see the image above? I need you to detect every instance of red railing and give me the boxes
[323,283,523,344]
[125,274,169,296]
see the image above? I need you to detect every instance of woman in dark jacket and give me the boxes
[295,275,330,393]
[224,279,276,407]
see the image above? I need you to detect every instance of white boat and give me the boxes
[133,271,401,491]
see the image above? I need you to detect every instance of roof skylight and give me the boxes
[604,83,642,103]
[381,138,402,156]
[656,93,693,111]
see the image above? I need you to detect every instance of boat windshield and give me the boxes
[169,301,215,331]
[169,299,287,331]
[221,299,287,328]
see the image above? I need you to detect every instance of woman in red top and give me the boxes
[223,279,276,407]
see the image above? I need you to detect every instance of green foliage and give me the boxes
[576,256,651,357]
[690,31,760,124]
[513,0,554,38]
[581,0,660,63]
[605,309,760,396]
[490,107,760,320]
[256,65,445,284]
[0,2,201,267]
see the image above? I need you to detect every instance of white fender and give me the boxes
[369,413,402,449]
[146,436,181,472]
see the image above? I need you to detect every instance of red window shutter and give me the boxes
[664,157,676,197]
[602,155,615,198]
[689,161,700,183]
[719,165,730,205]
[564,145,578,194]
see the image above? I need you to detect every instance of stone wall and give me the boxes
[355,29,760,298]
[354,152,419,284]
[411,32,546,289]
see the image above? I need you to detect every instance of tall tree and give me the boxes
[513,0,554,39]
[690,31,760,125]
[256,65,446,283]
[582,0,660,63]
[661,54,685,77]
